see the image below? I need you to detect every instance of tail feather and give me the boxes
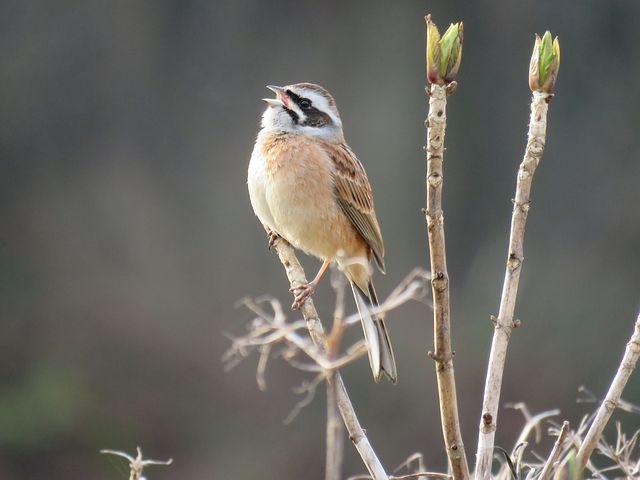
[350,281,397,383]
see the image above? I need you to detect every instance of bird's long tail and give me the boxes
[350,281,397,383]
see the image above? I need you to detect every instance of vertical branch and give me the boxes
[325,374,344,480]
[475,32,559,479]
[424,15,467,480]
[326,270,347,480]
[575,311,640,472]
[425,82,469,480]
[474,90,553,479]
[272,238,389,480]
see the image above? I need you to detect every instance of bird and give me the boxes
[247,83,397,383]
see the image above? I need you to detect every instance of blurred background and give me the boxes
[2,1,640,478]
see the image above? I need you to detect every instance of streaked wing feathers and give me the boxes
[328,143,385,272]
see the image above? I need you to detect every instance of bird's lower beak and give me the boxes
[263,85,290,109]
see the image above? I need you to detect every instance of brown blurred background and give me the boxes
[1,1,640,478]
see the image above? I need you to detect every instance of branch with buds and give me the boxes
[424,15,469,480]
[474,30,560,480]
[231,14,640,480]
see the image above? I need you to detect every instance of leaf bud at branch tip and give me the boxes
[425,14,463,86]
[529,31,560,93]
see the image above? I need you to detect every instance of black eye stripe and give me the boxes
[286,90,313,110]
[282,89,332,127]
[284,108,299,124]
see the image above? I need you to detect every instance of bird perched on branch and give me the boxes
[247,83,396,383]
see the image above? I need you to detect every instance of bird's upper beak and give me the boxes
[263,85,290,109]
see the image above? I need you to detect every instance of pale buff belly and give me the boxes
[264,150,367,262]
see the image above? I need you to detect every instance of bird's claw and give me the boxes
[267,230,279,250]
[289,281,317,310]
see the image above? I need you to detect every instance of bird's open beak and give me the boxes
[263,85,290,109]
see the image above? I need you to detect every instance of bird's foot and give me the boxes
[290,281,318,310]
[266,229,280,250]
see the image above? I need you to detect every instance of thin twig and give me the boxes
[224,298,367,374]
[507,404,560,447]
[538,420,570,480]
[284,373,325,424]
[596,422,640,478]
[390,474,452,480]
[326,269,347,480]
[100,447,172,480]
[272,237,390,480]
[326,371,344,480]
[474,90,553,480]
[425,82,469,480]
[388,453,451,480]
[576,311,640,472]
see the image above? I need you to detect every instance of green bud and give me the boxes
[440,22,463,83]
[529,31,560,93]
[425,15,442,84]
[425,15,463,85]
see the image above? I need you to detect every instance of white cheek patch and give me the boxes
[261,104,305,131]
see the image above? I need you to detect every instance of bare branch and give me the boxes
[229,244,425,480]
[326,369,344,480]
[593,423,640,478]
[538,420,570,480]
[475,89,554,480]
[390,474,452,480]
[576,311,640,471]
[425,81,469,480]
[284,373,325,424]
[506,403,560,447]
[326,269,347,480]
[271,237,390,480]
[223,296,367,376]
[388,453,452,480]
[100,447,172,480]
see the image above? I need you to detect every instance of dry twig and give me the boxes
[576,311,640,472]
[538,421,570,480]
[230,239,429,479]
[100,447,172,480]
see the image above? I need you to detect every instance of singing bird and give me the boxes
[247,83,396,383]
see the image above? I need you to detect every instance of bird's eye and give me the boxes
[299,98,312,110]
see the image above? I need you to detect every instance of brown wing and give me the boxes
[327,142,385,273]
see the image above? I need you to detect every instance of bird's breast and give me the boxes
[251,133,365,261]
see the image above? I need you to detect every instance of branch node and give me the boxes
[513,198,531,213]
[482,412,493,427]
[428,171,443,187]
[507,252,522,271]
[431,272,448,292]
[604,398,618,412]
[428,350,454,365]
[445,81,458,95]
